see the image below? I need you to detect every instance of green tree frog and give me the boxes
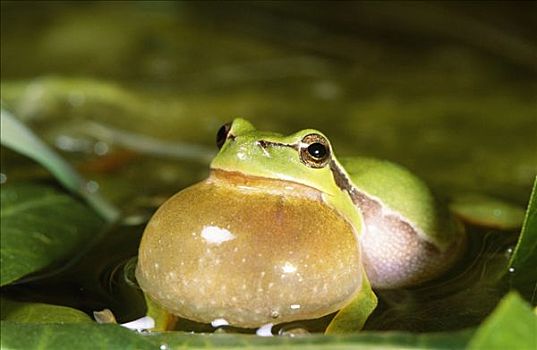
[136,119,466,329]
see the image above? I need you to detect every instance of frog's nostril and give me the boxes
[256,140,271,157]
[256,140,268,149]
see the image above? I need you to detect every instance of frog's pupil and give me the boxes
[307,143,327,159]
[216,123,231,149]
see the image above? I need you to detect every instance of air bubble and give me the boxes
[504,247,514,259]
[85,180,99,193]
[0,173,7,184]
[159,344,169,350]
[278,324,310,337]
[508,267,515,273]
[270,311,280,319]
[68,91,85,107]
[94,141,110,156]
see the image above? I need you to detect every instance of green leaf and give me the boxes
[1,299,92,324]
[0,183,104,286]
[0,107,120,222]
[507,176,537,299]
[0,321,474,350]
[449,193,525,230]
[325,269,378,334]
[467,292,537,350]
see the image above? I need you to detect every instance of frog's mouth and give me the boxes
[208,169,325,201]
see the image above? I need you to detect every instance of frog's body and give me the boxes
[136,119,465,328]
[341,157,464,288]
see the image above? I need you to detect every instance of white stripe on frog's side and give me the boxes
[327,158,468,289]
[327,159,436,250]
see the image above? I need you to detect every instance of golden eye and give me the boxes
[216,122,232,149]
[299,133,331,168]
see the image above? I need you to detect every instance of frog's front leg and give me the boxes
[339,157,466,289]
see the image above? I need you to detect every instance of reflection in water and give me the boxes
[365,229,518,332]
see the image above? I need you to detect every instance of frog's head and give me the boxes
[210,118,343,197]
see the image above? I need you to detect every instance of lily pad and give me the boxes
[0,183,104,286]
[449,193,526,230]
[1,299,92,324]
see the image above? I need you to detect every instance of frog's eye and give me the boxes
[216,122,232,149]
[299,133,331,168]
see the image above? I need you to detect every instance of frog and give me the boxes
[135,118,466,330]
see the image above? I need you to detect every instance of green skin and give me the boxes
[136,118,466,329]
[212,119,465,289]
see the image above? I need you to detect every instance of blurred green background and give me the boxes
[1,0,536,209]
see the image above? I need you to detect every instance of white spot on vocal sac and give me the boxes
[282,262,297,274]
[201,226,236,245]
